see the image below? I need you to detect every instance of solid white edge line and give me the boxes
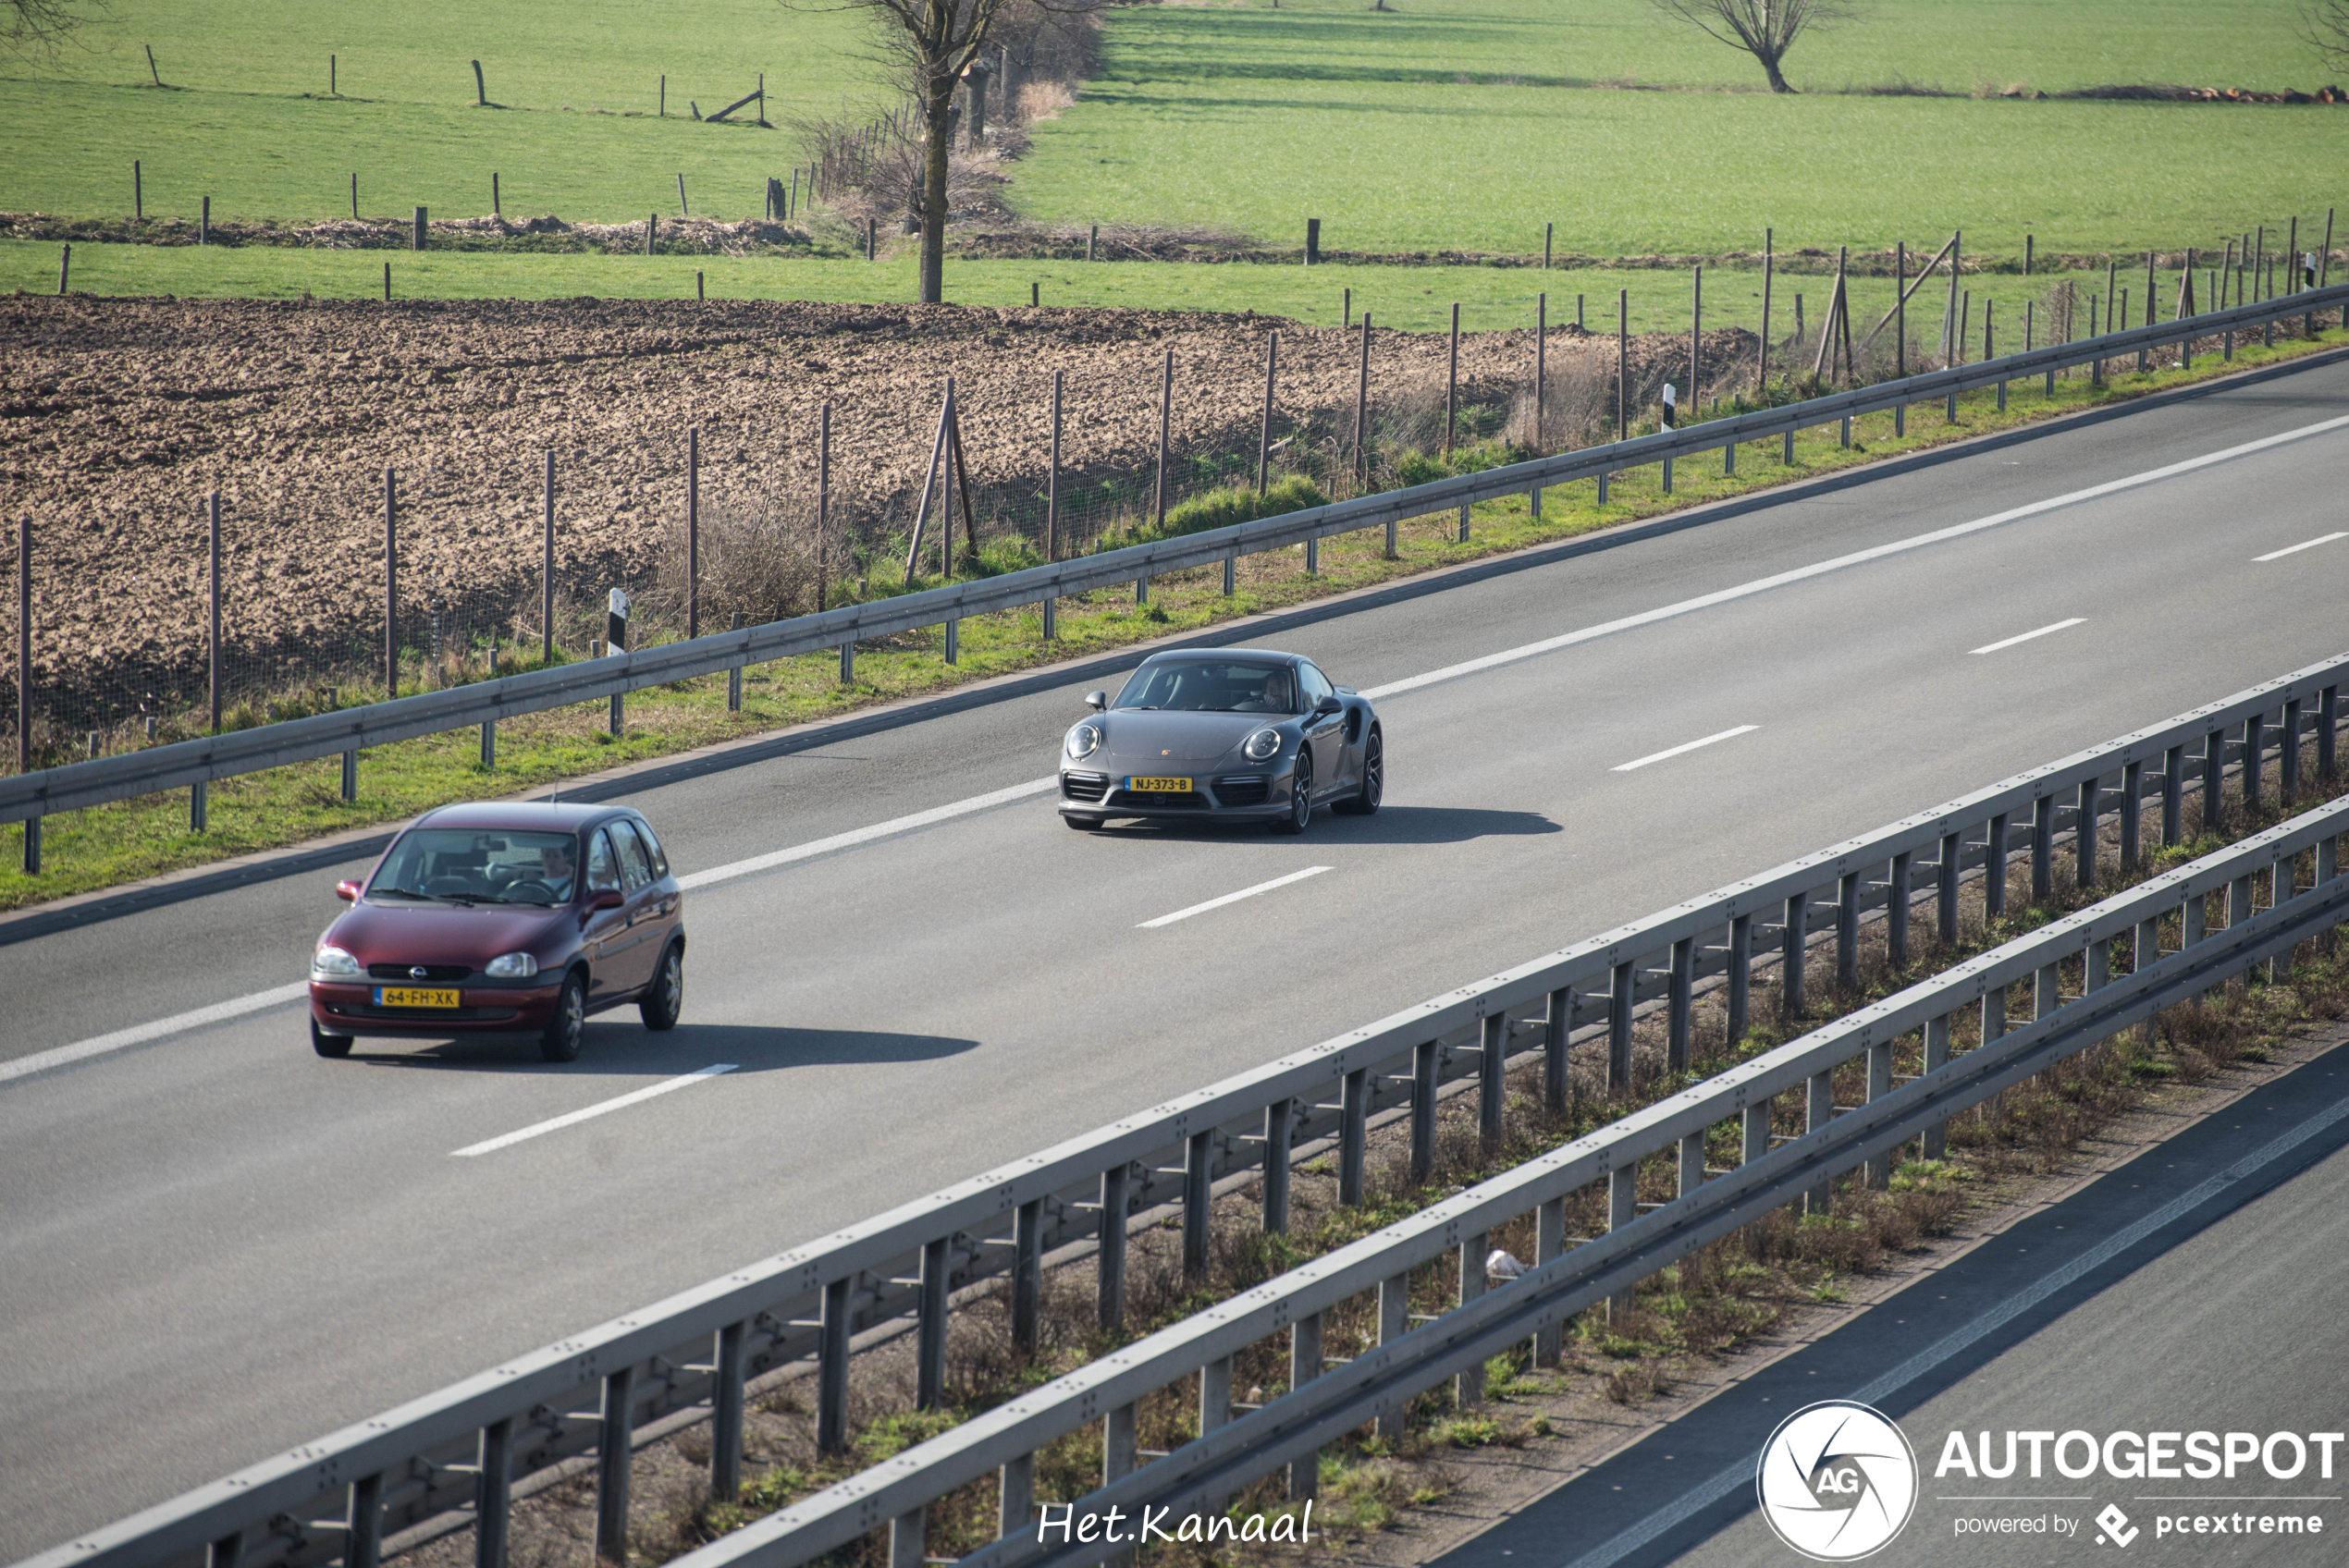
[1611,725,1759,774]
[2254,531,2349,562]
[1138,866,1334,928]
[1361,410,2349,703]
[1550,1089,2349,1568]
[1968,617,2087,656]
[449,1064,738,1157]
[31,409,2349,1085]
[0,982,312,1085]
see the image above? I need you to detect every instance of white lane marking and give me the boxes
[1969,617,2086,655]
[2254,530,2349,562]
[0,982,312,1085]
[1364,410,2349,703]
[1138,866,1334,928]
[34,410,2349,1083]
[676,777,1059,892]
[1551,1086,2349,1568]
[450,1064,737,1157]
[1611,725,1759,774]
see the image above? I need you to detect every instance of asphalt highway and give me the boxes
[8,354,2349,1559]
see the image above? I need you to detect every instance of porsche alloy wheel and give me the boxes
[1336,728,1383,816]
[1271,750,1313,836]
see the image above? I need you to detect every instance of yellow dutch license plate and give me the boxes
[375,986,460,1009]
[1125,776,1193,793]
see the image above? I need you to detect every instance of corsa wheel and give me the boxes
[1270,749,1313,836]
[641,941,684,1031]
[310,1017,353,1059]
[540,972,587,1063]
[1336,728,1383,815]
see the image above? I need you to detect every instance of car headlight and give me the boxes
[485,951,540,980]
[312,945,363,980]
[1243,727,1283,763]
[1066,722,1103,761]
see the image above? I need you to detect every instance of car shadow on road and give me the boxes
[343,1023,979,1075]
[1096,804,1561,845]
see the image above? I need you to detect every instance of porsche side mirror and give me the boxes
[1085,690,1108,712]
[1313,694,1343,716]
[335,879,362,902]
[587,888,625,912]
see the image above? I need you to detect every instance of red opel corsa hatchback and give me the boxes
[308,802,686,1062]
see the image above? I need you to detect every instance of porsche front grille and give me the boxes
[1213,776,1272,807]
[1062,770,1110,802]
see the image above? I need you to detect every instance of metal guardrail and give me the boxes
[18,654,2344,1568]
[7,281,2345,843]
[693,792,2349,1568]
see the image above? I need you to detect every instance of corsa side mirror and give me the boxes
[587,888,625,912]
[335,879,363,902]
[1085,690,1108,712]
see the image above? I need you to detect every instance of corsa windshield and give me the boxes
[369,829,581,904]
[1113,661,1297,714]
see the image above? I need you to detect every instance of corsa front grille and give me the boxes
[1062,770,1110,802]
[1213,776,1272,807]
[368,962,473,981]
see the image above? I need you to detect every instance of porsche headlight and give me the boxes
[312,945,363,981]
[1066,722,1103,760]
[485,951,540,980]
[1243,727,1283,763]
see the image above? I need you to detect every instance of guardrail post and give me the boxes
[1667,937,1693,1072]
[2034,957,2059,1021]
[1408,1040,1440,1179]
[1263,1098,1293,1233]
[1185,1128,1215,1269]
[2230,872,2257,984]
[1607,961,1634,1092]
[1480,1012,1507,1144]
[1340,1067,1370,1203]
[1782,427,1794,464]
[889,1506,926,1568]
[1605,1170,1635,1320]
[1781,894,1807,1021]
[2283,697,2303,802]
[20,815,37,876]
[480,718,496,770]
[998,1452,1034,1539]
[2319,830,2340,893]
[2244,711,2265,816]
[839,641,855,683]
[1835,871,1860,990]
[710,1320,745,1500]
[917,1236,950,1406]
[1888,851,1912,971]
[1200,1354,1233,1435]
[1224,549,1239,591]
[1804,1072,1833,1213]
[1922,1012,1951,1160]
[1662,455,1673,494]
[2077,777,2099,888]
[1289,1312,1324,1496]
[1982,982,2007,1049]
[727,613,744,710]
[1863,1037,1895,1188]
[2031,795,2055,904]
[1986,812,2010,919]
[347,1471,383,1568]
[1456,1238,1487,1401]
[341,747,358,802]
[1937,834,1961,945]
[1544,987,1572,1109]
[1374,1271,1413,1418]
[191,779,206,832]
[1727,915,1752,1045]
[1723,440,1735,476]
[1099,1163,1129,1328]
[1677,1128,1704,1197]
[1840,415,1851,448]
[2162,744,2184,846]
[1012,1197,1042,1353]
[2086,928,2110,994]
[2136,915,2163,1042]
[2320,686,2339,779]
[475,1417,512,1568]
[2121,761,2144,870]
[2201,727,2225,832]
[818,1277,850,1453]
[595,1365,635,1564]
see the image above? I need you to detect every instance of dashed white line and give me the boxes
[1138,866,1334,928]
[1611,725,1759,773]
[449,1064,738,1157]
[1970,618,2085,655]
[677,777,1060,892]
[0,982,312,1085]
[2253,531,2349,562]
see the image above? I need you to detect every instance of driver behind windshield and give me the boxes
[1113,662,1297,714]
[533,839,576,902]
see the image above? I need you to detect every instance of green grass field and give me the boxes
[1010,0,2349,256]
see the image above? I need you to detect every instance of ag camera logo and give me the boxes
[1756,1401,1919,1561]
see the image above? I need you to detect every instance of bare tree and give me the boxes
[793,0,1109,302]
[2301,0,2349,70]
[1650,0,1853,93]
[5,0,108,59]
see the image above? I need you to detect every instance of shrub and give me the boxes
[1094,472,1328,551]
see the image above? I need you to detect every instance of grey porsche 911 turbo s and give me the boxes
[1058,647,1383,834]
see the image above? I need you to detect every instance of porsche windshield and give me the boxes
[370,829,581,904]
[1113,661,1297,714]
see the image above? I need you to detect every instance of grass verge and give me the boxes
[6,320,2343,913]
